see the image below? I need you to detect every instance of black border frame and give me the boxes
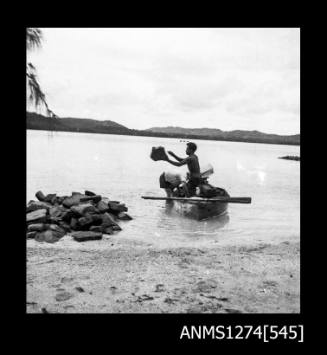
[21,24,308,346]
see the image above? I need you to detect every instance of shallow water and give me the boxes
[27,130,300,248]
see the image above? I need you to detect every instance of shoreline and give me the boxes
[26,128,300,147]
[27,239,300,313]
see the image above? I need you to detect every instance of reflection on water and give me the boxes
[159,202,230,236]
[164,201,230,228]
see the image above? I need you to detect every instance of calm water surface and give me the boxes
[27,130,300,248]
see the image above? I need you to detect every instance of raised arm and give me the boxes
[165,156,188,167]
[167,151,184,162]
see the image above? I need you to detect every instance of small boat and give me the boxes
[142,192,251,221]
[142,161,251,220]
[164,188,230,220]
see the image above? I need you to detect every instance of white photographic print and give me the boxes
[26,28,300,314]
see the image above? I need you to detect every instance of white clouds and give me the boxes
[27,28,300,134]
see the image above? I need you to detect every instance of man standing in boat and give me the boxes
[164,142,201,197]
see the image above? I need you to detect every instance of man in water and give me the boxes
[165,142,201,197]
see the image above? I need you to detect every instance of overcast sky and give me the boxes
[27,28,300,135]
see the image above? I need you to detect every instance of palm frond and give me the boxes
[26,28,43,51]
[26,63,57,118]
[26,28,58,118]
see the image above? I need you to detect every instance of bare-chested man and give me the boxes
[165,142,201,197]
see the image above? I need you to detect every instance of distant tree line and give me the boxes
[27,112,300,146]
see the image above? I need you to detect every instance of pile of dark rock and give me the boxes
[26,190,132,243]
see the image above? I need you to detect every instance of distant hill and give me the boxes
[26,112,130,135]
[147,126,300,145]
[26,112,300,145]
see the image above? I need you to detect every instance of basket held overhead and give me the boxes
[150,146,168,161]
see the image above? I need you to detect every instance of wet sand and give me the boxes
[26,237,300,313]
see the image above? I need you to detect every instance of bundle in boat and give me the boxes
[150,146,168,161]
[200,163,214,178]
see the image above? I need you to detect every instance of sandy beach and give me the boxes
[26,237,300,314]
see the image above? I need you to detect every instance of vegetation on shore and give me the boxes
[27,112,300,146]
